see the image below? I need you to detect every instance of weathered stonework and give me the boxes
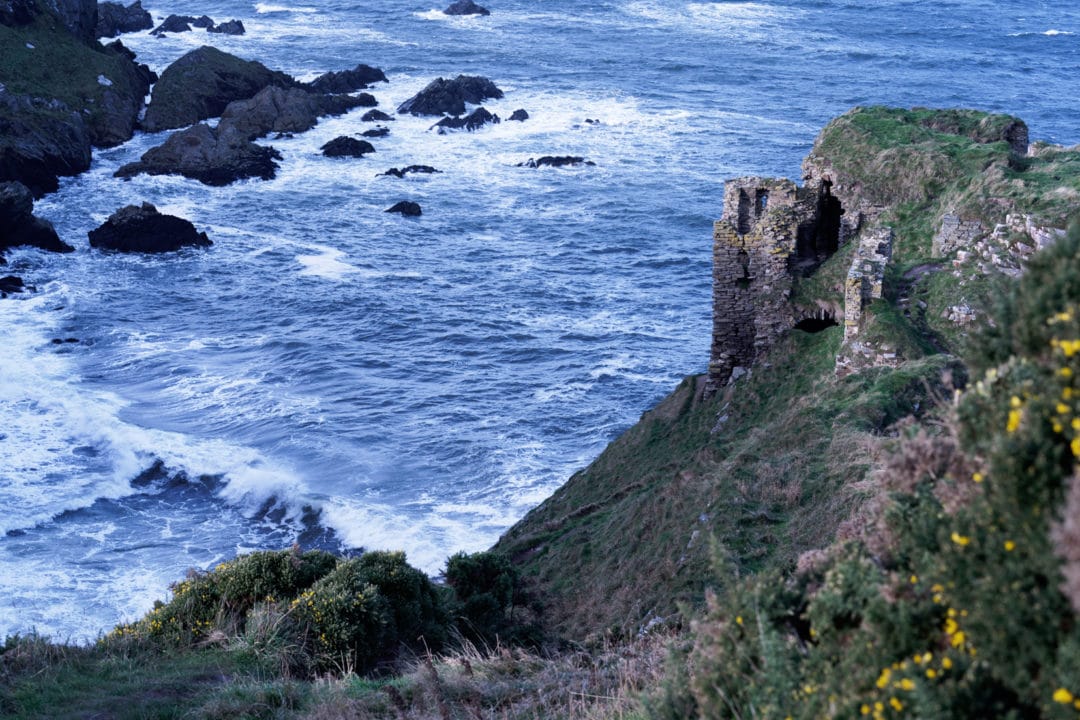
[843,227,894,341]
[932,213,985,258]
[706,177,840,395]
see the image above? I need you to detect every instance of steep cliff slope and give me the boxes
[496,107,1080,640]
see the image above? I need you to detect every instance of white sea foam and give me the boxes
[296,246,360,281]
[254,3,317,13]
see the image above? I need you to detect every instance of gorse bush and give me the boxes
[659,224,1080,719]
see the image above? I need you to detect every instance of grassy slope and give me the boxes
[497,106,1080,640]
[0,0,143,145]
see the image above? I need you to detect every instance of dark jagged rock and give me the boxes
[95,0,152,37]
[0,181,75,252]
[362,109,393,122]
[115,123,281,185]
[0,95,92,196]
[509,108,528,122]
[305,64,387,94]
[444,0,489,15]
[362,126,390,138]
[0,275,25,296]
[191,15,214,28]
[207,19,244,35]
[397,75,503,117]
[584,118,600,125]
[55,0,97,41]
[89,202,212,253]
[104,40,158,85]
[321,136,375,158]
[517,156,596,168]
[142,46,296,133]
[219,86,370,141]
[0,0,36,26]
[150,14,192,34]
[386,201,421,216]
[432,106,499,133]
[379,165,441,178]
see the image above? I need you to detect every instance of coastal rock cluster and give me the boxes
[88,203,212,253]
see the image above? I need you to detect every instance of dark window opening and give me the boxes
[756,189,769,214]
[794,181,845,275]
[737,190,752,234]
[735,249,751,289]
[794,317,839,333]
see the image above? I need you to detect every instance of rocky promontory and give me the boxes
[0,0,153,194]
[0,181,75,254]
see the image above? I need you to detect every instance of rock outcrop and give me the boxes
[361,109,393,122]
[95,0,151,37]
[142,47,296,133]
[362,127,390,138]
[51,0,97,41]
[321,137,375,158]
[444,0,489,15]
[150,13,214,35]
[304,64,387,94]
[0,95,93,196]
[386,201,421,216]
[0,181,75,253]
[379,165,440,178]
[396,75,503,116]
[115,123,281,185]
[218,86,372,141]
[517,156,595,168]
[509,108,528,121]
[0,0,36,26]
[207,19,244,35]
[0,275,25,296]
[88,202,212,253]
[432,107,499,133]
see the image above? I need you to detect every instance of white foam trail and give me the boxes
[254,3,317,13]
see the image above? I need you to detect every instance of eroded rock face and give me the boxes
[321,136,375,158]
[432,106,499,133]
[386,200,421,216]
[115,123,281,185]
[95,0,152,37]
[150,13,214,35]
[219,86,372,141]
[444,0,489,15]
[305,64,387,94]
[49,0,97,41]
[517,156,595,168]
[0,0,37,26]
[142,47,296,133]
[88,202,212,253]
[0,98,92,196]
[0,181,75,253]
[396,75,503,116]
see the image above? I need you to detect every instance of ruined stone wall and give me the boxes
[706,177,799,396]
[932,213,985,258]
[843,227,894,341]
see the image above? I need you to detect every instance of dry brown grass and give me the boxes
[298,634,672,720]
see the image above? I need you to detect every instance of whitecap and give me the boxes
[296,246,359,281]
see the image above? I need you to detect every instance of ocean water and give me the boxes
[2,0,1078,641]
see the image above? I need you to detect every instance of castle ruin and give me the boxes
[705,175,892,395]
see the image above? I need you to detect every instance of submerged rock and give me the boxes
[362,126,390,138]
[115,123,281,185]
[142,46,296,133]
[444,0,490,15]
[207,19,245,35]
[94,0,152,37]
[88,202,212,253]
[0,275,25,296]
[386,201,422,216]
[0,181,75,253]
[432,106,499,133]
[397,75,503,117]
[378,165,441,178]
[361,109,394,122]
[321,136,375,158]
[305,64,388,94]
[517,156,596,168]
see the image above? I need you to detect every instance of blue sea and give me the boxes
[2,0,1078,641]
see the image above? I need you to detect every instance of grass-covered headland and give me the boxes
[5,107,1080,718]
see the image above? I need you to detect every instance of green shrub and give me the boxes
[445,551,540,647]
[290,551,449,674]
